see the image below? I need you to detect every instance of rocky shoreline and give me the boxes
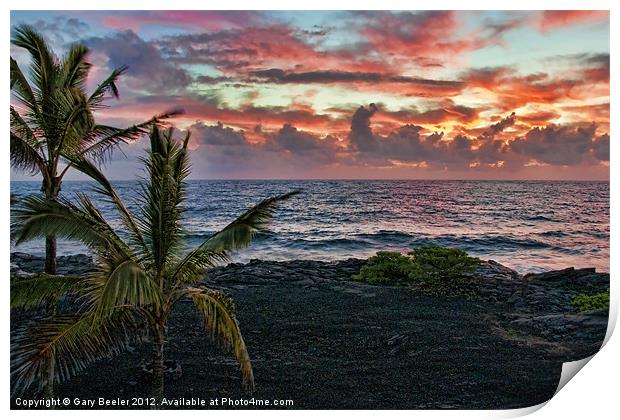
[10,253,610,409]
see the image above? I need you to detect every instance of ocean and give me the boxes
[10,180,609,274]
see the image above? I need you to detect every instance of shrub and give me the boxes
[352,251,417,285]
[408,246,480,282]
[572,290,610,312]
[352,246,481,295]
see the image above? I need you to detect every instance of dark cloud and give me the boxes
[592,133,610,162]
[349,104,472,166]
[250,68,462,88]
[383,103,479,125]
[481,112,516,138]
[272,124,325,152]
[509,124,597,165]
[269,124,341,164]
[349,104,379,152]
[190,122,247,146]
[86,30,193,92]
[188,121,342,173]
[194,75,235,84]
[346,106,608,170]
[158,26,322,73]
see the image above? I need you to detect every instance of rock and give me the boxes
[140,359,182,379]
[291,279,316,287]
[10,252,95,276]
[11,252,610,365]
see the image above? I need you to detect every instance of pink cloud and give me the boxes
[537,10,609,31]
[102,11,261,32]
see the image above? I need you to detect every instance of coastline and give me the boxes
[10,252,609,409]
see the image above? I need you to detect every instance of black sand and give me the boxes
[11,256,609,409]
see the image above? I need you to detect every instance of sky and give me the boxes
[10,10,610,180]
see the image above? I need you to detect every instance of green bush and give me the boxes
[352,246,481,295]
[572,291,609,312]
[408,246,480,282]
[351,251,417,285]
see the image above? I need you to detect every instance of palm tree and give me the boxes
[11,126,299,402]
[10,25,177,274]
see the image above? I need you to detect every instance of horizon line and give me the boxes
[10,178,611,183]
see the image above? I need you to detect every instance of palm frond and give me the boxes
[82,259,162,319]
[138,127,189,275]
[11,25,58,97]
[11,195,128,256]
[202,190,300,252]
[187,287,254,392]
[10,57,40,114]
[172,191,300,285]
[10,106,42,151]
[11,311,139,395]
[10,133,45,174]
[51,88,93,157]
[11,274,82,311]
[60,44,91,91]
[87,66,127,108]
[66,157,150,258]
[79,110,183,164]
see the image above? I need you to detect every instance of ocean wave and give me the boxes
[10,180,609,272]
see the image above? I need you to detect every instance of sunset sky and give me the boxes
[10,10,610,180]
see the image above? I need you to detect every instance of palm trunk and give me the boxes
[40,176,62,404]
[42,177,61,274]
[152,323,166,405]
[45,235,57,274]
[44,351,55,407]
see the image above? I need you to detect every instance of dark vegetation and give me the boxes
[11,127,298,403]
[9,24,177,274]
[572,290,610,312]
[352,246,480,295]
[10,25,300,403]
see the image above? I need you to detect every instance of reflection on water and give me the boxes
[11,180,609,273]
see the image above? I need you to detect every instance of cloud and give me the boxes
[592,134,610,162]
[509,124,598,165]
[349,104,379,153]
[101,11,263,32]
[347,105,608,170]
[12,16,90,46]
[187,120,343,176]
[249,68,465,97]
[537,10,609,31]
[461,64,608,111]
[269,124,342,164]
[481,112,516,138]
[190,122,247,146]
[94,92,347,135]
[517,111,560,126]
[560,103,609,128]
[352,10,527,68]
[349,104,476,167]
[86,30,193,92]
[159,24,392,75]
[580,53,610,84]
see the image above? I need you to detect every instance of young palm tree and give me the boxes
[10,24,177,274]
[11,126,299,401]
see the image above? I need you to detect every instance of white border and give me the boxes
[3,1,616,419]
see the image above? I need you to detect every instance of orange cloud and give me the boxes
[538,10,609,31]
